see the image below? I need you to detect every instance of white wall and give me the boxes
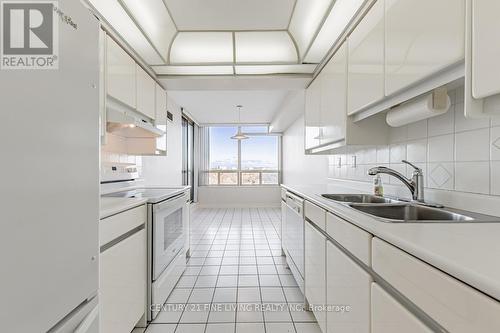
[282,115,329,185]
[142,97,183,186]
[198,186,281,207]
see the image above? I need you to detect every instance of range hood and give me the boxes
[106,98,164,138]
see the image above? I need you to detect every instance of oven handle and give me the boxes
[153,192,188,212]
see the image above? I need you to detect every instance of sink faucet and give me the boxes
[368,160,425,202]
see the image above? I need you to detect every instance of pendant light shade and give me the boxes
[231,105,249,140]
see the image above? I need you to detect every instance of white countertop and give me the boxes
[100,197,148,219]
[282,183,500,302]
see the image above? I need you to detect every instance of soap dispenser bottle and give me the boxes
[373,175,384,197]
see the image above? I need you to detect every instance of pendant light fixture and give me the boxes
[231,105,249,140]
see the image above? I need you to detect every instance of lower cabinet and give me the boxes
[371,283,432,333]
[326,240,372,333]
[305,221,326,332]
[99,206,147,333]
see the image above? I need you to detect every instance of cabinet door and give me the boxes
[305,77,321,150]
[155,83,167,124]
[320,42,347,145]
[348,0,384,114]
[305,221,326,332]
[385,0,465,95]
[326,240,371,333]
[100,229,146,333]
[371,283,432,333]
[136,65,156,119]
[471,0,500,99]
[106,35,136,108]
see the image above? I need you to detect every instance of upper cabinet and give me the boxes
[305,77,321,150]
[136,65,156,120]
[320,42,347,146]
[348,0,385,115]
[155,83,167,124]
[106,35,136,109]
[465,0,500,117]
[385,0,465,95]
[304,42,389,154]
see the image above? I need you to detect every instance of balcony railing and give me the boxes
[201,170,280,186]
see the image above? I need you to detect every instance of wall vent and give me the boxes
[167,111,174,122]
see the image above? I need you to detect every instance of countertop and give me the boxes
[100,197,148,219]
[282,183,500,302]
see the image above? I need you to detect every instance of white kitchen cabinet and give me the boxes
[100,230,146,333]
[99,206,146,333]
[465,0,500,117]
[385,0,465,95]
[326,213,372,266]
[470,0,500,99]
[304,40,389,154]
[326,240,372,333]
[373,238,500,332]
[305,77,321,150]
[155,83,167,123]
[136,64,156,120]
[371,283,432,333]
[106,35,136,109]
[347,0,385,115]
[305,221,326,332]
[320,42,347,146]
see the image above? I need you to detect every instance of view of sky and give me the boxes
[209,127,278,170]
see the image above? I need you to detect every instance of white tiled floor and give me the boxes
[136,207,320,333]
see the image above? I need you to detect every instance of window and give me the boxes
[204,126,280,186]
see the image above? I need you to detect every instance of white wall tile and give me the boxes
[407,139,427,163]
[428,109,455,137]
[428,134,454,162]
[428,163,454,190]
[491,161,500,195]
[407,120,428,140]
[390,144,407,163]
[455,103,490,132]
[455,128,490,161]
[376,146,390,163]
[491,126,500,161]
[455,162,490,194]
[389,126,408,143]
[492,118,500,127]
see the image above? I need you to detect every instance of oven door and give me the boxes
[152,193,186,280]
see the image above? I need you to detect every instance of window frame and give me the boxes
[205,125,282,187]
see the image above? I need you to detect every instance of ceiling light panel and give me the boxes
[163,0,295,30]
[235,64,317,75]
[121,0,176,62]
[235,31,298,63]
[152,65,234,75]
[170,32,234,64]
[288,0,334,61]
[87,0,163,64]
[304,0,365,63]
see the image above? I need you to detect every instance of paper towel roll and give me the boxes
[386,92,451,127]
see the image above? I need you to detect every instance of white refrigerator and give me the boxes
[0,0,100,332]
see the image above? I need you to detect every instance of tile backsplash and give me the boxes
[328,87,500,197]
[100,133,142,175]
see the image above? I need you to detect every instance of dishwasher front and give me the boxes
[283,191,305,293]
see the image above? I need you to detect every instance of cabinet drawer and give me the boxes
[99,205,146,247]
[281,188,287,201]
[371,283,432,333]
[373,238,500,332]
[305,201,326,231]
[326,213,372,266]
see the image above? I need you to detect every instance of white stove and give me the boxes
[103,188,186,203]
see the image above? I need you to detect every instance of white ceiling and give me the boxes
[168,90,290,124]
[163,0,296,30]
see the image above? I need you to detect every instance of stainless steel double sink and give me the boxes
[320,194,499,223]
